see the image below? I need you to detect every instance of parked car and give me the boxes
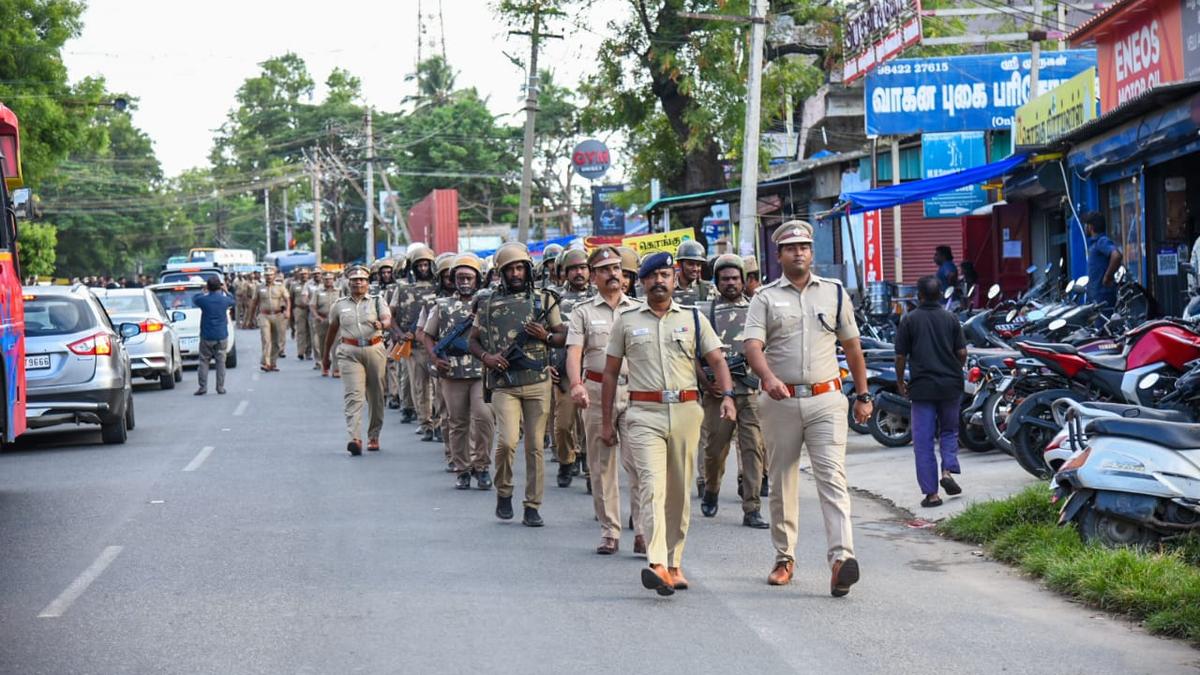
[95,287,184,389]
[159,265,223,286]
[149,281,237,369]
[22,285,141,444]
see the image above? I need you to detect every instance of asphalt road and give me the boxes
[1,329,1197,674]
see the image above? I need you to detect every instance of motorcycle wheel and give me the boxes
[1011,402,1060,480]
[958,418,993,452]
[1078,502,1161,550]
[868,406,912,447]
[982,391,1016,456]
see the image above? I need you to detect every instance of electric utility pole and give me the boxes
[264,188,271,256]
[511,1,562,243]
[737,0,767,258]
[364,107,376,263]
[311,157,322,264]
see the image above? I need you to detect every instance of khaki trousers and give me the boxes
[399,355,413,409]
[553,386,581,464]
[407,347,434,429]
[236,298,249,326]
[492,379,552,509]
[627,400,704,568]
[442,378,494,472]
[759,391,854,567]
[337,342,387,441]
[293,307,312,359]
[312,319,331,366]
[701,393,765,513]
[583,380,644,539]
[258,314,286,367]
[386,357,400,399]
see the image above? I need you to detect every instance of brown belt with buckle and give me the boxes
[784,378,841,398]
[585,370,627,385]
[342,336,383,347]
[629,389,700,403]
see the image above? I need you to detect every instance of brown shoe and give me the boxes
[768,560,794,586]
[668,567,688,590]
[367,439,380,452]
[633,535,647,555]
[596,537,618,555]
[640,564,674,596]
[830,557,860,597]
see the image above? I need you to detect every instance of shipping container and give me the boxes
[408,189,460,253]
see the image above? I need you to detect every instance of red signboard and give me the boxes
[1072,0,1188,112]
[841,0,923,84]
[863,210,884,282]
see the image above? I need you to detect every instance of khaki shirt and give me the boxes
[290,280,311,308]
[311,287,338,321]
[743,274,859,384]
[332,293,391,344]
[566,293,640,375]
[256,283,288,313]
[607,300,722,393]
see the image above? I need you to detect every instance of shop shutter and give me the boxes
[879,201,963,284]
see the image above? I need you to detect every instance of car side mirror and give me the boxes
[119,322,141,339]
[171,311,186,322]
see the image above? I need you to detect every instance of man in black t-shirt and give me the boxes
[895,276,967,508]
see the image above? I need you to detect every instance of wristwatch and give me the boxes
[855,392,874,403]
[722,390,736,399]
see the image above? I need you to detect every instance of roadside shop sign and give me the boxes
[1097,0,1184,111]
[1014,67,1099,146]
[921,132,988,218]
[572,139,611,180]
[623,228,694,257]
[592,184,626,236]
[865,50,1097,135]
[863,210,884,282]
[842,0,924,84]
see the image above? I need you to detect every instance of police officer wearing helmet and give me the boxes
[602,251,736,596]
[423,252,458,449]
[673,239,712,306]
[393,245,440,435]
[550,247,593,488]
[420,253,495,490]
[469,241,566,527]
[617,246,641,298]
[744,220,873,596]
[323,264,392,455]
[697,254,768,529]
[541,243,564,291]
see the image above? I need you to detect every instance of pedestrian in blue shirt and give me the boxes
[1083,211,1123,310]
[193,276,236,395]
[934,246,958,292]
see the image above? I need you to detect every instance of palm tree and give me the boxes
[403,56,459,110]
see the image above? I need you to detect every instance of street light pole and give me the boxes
[737,0,767,258]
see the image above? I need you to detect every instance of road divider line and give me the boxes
[38,546,124,619]
[183,446,215,472]
[233,400,249,416]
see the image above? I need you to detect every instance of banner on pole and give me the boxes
[863,210,884,282]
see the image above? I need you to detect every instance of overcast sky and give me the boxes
[63,0,623,177]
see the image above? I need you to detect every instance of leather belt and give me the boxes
[585,370,627,385]
[629,389,700,403]
[342,336,383,347]
[260,309,284,315]
[785,378,841,398]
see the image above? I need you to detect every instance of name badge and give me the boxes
[590,319,607,325]
[673,326,689,334]
[772,301,789,307]
[631,328,650,337]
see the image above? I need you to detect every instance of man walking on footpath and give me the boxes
[193,276,236,395]
[895,276,967,508]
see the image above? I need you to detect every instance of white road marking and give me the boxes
[38,546,124,618]
[183,446,214,472]
[233,400,249,416]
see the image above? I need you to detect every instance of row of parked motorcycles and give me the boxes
[843,261,1200,549]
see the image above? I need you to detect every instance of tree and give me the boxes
[17,221,56,278]
[403,55,459,110]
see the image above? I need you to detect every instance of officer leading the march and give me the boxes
[743,220,873,597]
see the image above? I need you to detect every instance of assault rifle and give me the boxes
[496,290,561,388]
[433,314,474,359]
[703,353,760,391]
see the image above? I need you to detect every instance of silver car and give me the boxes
[23,285,142,444]
[149,282,238,369]
[95,287,184,389]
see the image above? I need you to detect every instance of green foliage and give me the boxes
[17,220,56,277]
[936,485,1059,543]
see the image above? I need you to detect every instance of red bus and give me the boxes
[0,103,27,443]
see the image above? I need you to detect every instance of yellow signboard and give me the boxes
[1014,67,1098,146]
[622,228,693,257]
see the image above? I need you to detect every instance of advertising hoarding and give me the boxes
[842,0,923,84]
[1014,67,1099,146]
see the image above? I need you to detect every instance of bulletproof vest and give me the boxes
[437,295,482,380]
[706,297,750,357]
[673,279,709,306]
[480,289,549,389]
[398,281,438,332]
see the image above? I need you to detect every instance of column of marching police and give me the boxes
[231,221,873,598]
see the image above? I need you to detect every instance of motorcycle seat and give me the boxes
[1086,402,1194,423]
[1080,352,1127,370]
[1017,340,1078,355]
[1085,418,1200,450]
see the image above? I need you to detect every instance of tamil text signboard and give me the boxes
[842,0,923,84]
[921,132,988,218]
[865,50,1097,135]
[863,210,884,282]
[623,228,693,257]
[1014,67,1099,146]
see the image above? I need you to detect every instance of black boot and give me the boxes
[387,396,400,410]
[495,496,514,520]
[556,462,573,488]
[571,454,583,477]
[422,428,435,442]
[522,506,544,527]
[475,470,493,490]
[760,473,770,498]
[455,472,472,490]
[696,476,706,499]
[586,477,592,495]
[700,491,719,518]
[743,510,769,529]
[400,408,415,424]
[433,428,443,443]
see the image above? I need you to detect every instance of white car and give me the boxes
[148,282,238,369]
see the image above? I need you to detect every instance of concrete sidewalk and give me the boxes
[802,433,1040,521]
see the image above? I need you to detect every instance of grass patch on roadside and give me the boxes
[938,486,1200,644]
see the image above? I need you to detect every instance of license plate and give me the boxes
[181,337,200,349]
[25,354,50,370]
[996,376,1013,393]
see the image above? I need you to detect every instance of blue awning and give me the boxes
[837,153,1028,215]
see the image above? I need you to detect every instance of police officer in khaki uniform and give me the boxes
[323,265,392,455]
[234,274,253,327]
[550,248,593,488]
[601,252,735,596]
[744,220,873,597]
[421,253,494,490]
[310,271,338,376]
[697,254,769,529]
[289,267,314,361]
[248,266,289,371]
[617,246,640,298]
[673,239,712,306]
[393,246,440,437]
[468,242,565,528]
[743,255,762,298]
[566,246,646,556]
